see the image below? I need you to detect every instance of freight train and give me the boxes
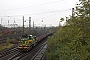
[18,33,52,51]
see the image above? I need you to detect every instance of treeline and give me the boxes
[46,0,90,60]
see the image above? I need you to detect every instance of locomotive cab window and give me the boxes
[28,35,33,40]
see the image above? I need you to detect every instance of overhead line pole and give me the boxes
[1,18,2,25]
[29,17,31,30]
[33,21,34,30]
[23,16,24,34]
[72,8,74,18]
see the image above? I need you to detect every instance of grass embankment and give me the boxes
[0,43,14,51]
[0,38,14,51]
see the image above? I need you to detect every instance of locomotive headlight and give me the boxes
[20,45,22,46]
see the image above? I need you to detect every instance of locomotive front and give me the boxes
[18,34,33,51]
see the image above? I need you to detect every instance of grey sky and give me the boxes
[0,0,79,27]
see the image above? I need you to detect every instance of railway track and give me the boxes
[0,47,18,58]
[8,42,47,60]
[0,33,53,60]
[7,37,48,60]
[8,52,24,60]
[31,43,47,60]
[0,38,6,44]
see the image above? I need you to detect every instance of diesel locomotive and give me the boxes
[18,32,53,51]
[18,34,37,51]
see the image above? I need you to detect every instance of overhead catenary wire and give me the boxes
[0,9,71,27]
[0,8,71,26]
[0,0,64,11]
[0,12,10,17]
[0,0,69,18]
[0,8,71,17]
[32,8,71,20]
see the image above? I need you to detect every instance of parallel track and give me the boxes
[0,38,6,44]
[31,43,47,60]
[8,38,47,60]
[0,47,18,58]
[0,33,53,60]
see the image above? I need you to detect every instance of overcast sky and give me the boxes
[0,0,79,27]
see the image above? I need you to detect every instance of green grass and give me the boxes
[0,43,14,51]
